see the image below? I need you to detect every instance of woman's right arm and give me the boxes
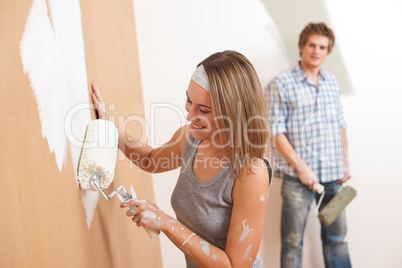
[91,82,188,173]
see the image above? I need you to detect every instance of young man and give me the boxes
[265,22,352,267]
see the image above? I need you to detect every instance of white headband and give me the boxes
[191,64,210,92]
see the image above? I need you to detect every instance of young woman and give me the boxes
[91,50,272,267]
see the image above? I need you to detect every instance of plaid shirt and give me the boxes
[265,63,347,183]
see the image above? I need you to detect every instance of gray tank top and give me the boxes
[171,135,267,267]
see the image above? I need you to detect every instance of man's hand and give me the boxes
[338,165,351,183]
[297,164,319,190]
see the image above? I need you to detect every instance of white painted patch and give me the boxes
[20,0,95,226]
[77,120,119,191]
[81,189,99,228]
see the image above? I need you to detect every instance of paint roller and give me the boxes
[314,184,357,227]
[77,119,160,238]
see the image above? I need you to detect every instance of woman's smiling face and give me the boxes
[185,80,218,142]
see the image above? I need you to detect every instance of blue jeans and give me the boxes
[280,175,351,268]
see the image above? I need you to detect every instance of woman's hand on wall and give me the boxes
[91,82,109,120]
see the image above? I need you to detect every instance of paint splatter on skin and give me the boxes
[133,215,142,223]
[128,140,145,150]
[260,191,267,201]
[212,255,217,261]
[169,219,178,224]
[244,244,252,259]
[239,220,252,242]
[128,208,136,214]
[138,211,161,227]
[158,207,165,213]
[130,199,145,206]
[180,233,196,249]
[200,241,210,255]
[126,135,137,144]
[161,145,167,149]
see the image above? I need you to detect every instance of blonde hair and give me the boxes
[198,50,269,180]
[298,22,335,56]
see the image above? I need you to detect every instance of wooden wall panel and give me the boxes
[0,0,162,267]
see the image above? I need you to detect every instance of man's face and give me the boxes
[299,34,330,69]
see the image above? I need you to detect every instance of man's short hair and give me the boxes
[298,22,335,55]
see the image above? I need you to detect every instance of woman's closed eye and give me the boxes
[187,98,210,114]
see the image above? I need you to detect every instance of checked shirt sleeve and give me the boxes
[338,94,347,129]
[265,79,288,138]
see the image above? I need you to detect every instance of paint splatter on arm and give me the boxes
[224,158,270,266]
[121,160,269,267]
[122,198,232,266]
[162,221,234,267]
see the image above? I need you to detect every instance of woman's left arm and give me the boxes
[121,159,269,267]
[224,159,270,267]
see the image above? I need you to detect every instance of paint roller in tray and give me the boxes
[77,119,160,238]
[314,183,357,227]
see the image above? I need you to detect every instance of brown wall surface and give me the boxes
[0,0,162,267]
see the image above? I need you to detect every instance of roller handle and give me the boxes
[314,183,324,194]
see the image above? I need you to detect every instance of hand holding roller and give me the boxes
[117,185,161,238]
[77,119,160,238]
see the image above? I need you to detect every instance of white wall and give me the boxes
[133,0,402,267]
[325,1,402,267]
